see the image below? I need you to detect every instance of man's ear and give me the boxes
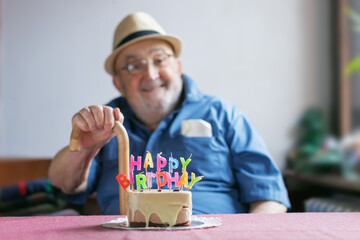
[113,75,125,96]
[176,59,182,75]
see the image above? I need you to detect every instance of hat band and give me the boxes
[115,30,160,49]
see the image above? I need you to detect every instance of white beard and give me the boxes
[132,78,183,128]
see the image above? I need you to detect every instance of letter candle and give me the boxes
[143,151,154,173]
[168,156,179,174]
[146,172,156,189]
[116,173,130,192]
[180,156,192,173]
[166,172,179,190]
[178,171,188,190]
[114,151,203,192]
[130,155,142,171]
[157,153,167,172]
[136,174,147,190]
[156,171,167,190]
[130,171,134,191]
[188,172,204,190]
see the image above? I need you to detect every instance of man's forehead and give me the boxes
[126,47,169,60]
[118,40,173,60]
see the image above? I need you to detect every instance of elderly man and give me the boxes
[49,12,290,215]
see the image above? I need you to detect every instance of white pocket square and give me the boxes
[181,119,212,137]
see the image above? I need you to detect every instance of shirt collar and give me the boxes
[182,74,203,103]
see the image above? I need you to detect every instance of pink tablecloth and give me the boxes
[1,213,359,240]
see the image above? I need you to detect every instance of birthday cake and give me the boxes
[127,190,192,227]
[116,151,202,228]
[69,122,200,228]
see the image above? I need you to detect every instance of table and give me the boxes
[1,213,359,240]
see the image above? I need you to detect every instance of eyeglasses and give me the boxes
[119,53,174,75]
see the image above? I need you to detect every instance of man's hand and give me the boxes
[249,200,287,213]
[49,105,123,194]
[72,105,123,151]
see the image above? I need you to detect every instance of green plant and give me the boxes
[345,6,360,77]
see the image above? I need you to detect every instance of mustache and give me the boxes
[140,79,166,91]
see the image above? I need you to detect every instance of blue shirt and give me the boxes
[67,75,290,215]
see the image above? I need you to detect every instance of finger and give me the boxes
[103,106,114,131]
[114,107,124,123]
[89,105,104,130]
[79,107,97,131]
[72,113,90,132]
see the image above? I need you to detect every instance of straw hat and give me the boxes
[104,12,182,75]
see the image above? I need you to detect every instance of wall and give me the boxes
[0,0,332,169]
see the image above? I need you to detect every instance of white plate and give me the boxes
[102,216,222,230]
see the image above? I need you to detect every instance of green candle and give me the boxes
[136,174,147,190]
[188,172,203,189]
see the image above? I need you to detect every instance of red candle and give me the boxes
[116,173,130,191]
[156,171,167,190]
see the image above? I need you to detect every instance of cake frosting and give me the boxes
[127,190,192,227]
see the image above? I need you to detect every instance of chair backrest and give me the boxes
[0,158,51,187]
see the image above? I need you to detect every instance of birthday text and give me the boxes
[116,151,203,191]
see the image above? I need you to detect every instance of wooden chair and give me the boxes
[0,158,102,215]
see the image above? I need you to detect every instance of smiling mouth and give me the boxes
[142,83,166,92]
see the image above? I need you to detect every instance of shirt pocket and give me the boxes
[181,119,213,137]
[165,135,231,180]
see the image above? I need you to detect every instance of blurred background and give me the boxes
[0,0,359,215]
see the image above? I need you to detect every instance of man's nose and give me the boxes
[143,62,160,80]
